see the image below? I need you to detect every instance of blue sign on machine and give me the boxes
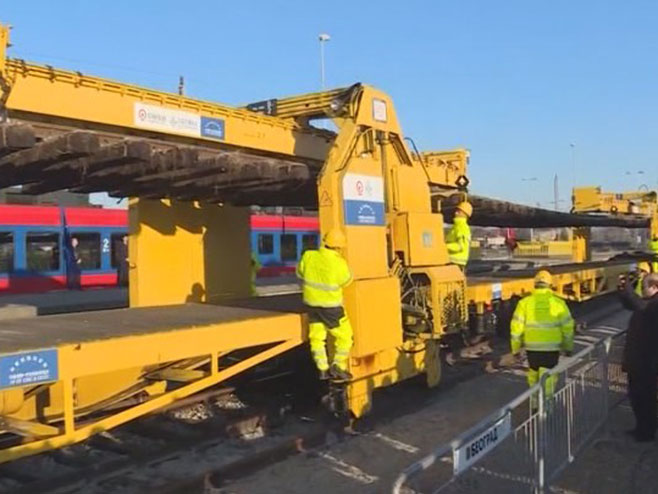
[0,349,58,389]
[200,117,225,140]
[344,201,385,226]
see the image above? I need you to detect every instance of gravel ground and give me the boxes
[211,372,528,494]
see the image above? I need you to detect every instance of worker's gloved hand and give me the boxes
[513,352,525,364]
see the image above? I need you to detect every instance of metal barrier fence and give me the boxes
[393,327,627,494]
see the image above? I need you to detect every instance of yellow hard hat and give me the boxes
[456,201,473,218]
[534,270,552,287]
[323,228,346,248]
[638,262,651,273]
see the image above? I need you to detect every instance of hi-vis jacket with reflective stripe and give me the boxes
[296,247,352,308]
[446,217,471,266]
[510,288,574,354]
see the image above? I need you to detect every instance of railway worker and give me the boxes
[510,270,575,410]
[250,252,261,296]
[618,272,658,442]
[635,262,652,296]
[116,235,129,287]
[649,234,658,273]
[66,236,82,290]
[446,201,473,271]
[296,228,353,382]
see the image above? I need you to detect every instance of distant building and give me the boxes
[0,187,90,207]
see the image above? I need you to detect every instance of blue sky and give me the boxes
[3,1,657,209]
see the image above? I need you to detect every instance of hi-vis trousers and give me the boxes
[526,350,560,409]
[307,306,353,372]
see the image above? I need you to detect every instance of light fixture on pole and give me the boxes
[318,33,330,89]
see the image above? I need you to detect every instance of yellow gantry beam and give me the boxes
[573,186,657,216]
[1,56,332,162]
[245,85,357,120]
[573,186,658,238]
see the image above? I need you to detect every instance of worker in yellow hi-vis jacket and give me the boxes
[510,270,575,410]
[446,201,472,271]
[296,228,353,382]
[635,262,652,296]
[649,235,658,273]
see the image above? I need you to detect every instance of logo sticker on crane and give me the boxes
[0,349,58,389]
[342,173,385,226]
[134,103,225,141]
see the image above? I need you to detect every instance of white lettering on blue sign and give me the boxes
[453,413,511,475]
[342,173,385,226]
[0,349,58,389]
[200,117,225,140]
[134,103,225,141]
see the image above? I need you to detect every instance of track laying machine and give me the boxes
[0,23,651,462]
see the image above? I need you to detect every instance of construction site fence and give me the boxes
[392,326,626,494]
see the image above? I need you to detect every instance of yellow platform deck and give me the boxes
[0,296,305,355]
[0,295,306,463]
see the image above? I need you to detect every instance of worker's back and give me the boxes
[512,288,573,352]
[297,247,351,307]
[521,289,567,319]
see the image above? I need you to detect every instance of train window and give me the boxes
[302,234,318,252]
[111,233,127,268]
[258,234,274,255]
[72,233,101,270]
[0,232,14,273]
[280,234,298,261]
[26,232,60,271]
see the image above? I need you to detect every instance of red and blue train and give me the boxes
[0,204,319,294]
[251,215,319,277]
[0,204,128,293]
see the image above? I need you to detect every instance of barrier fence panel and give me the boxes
[393,328,627,494]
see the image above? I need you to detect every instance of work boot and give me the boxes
[329,365,352,382]
[318,369,330,381]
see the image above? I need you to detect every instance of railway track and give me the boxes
[0,296,627,494]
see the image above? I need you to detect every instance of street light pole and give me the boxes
[318,33,330,89]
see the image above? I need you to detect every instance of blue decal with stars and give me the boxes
[0,349,58,389]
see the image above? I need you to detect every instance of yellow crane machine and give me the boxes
[0,23,647,463]
[0,23,471,461]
